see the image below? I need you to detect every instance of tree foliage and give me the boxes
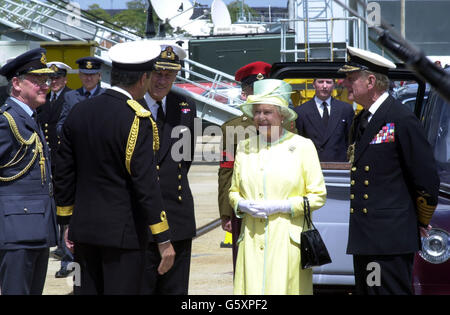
[85,0,173,37]
[227,0,256,23]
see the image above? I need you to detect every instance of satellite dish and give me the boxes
[211,0,231,28]
[150,0,182,21]
[168,0,194,29]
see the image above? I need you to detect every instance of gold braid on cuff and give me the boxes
[149,211,169,234]
[57,205,74,216]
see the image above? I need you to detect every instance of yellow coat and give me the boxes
[229,131,326,295]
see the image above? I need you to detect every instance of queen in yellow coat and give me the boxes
[229,79,327,295]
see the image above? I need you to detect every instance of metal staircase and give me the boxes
[0,0,243,125]
[281,0,365,62]
[0,0,139,50]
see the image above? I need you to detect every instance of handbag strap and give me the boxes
[302,196,311,230]
[302,196,316,231]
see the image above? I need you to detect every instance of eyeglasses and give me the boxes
[24,76,52,87]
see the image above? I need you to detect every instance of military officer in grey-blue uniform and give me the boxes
[0,48,58,295]
[340,46,440,295]
[56,56,105,136]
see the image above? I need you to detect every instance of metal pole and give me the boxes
[400,0,405,38]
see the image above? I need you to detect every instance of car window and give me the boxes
[422,90,450,185]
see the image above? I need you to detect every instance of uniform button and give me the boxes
[178,196,182,201]
[350,208,354,214]
[178,185,182,191]
[157,176,160,181]
[178,163,182,169]
[363,208,368,214]
[178,174,182,180]
[364,180,369,186]
[365,165,370,172]
[259,193,263,198]
[44,129,48,133]
[156,165,160,171]
[350,194,354,200]
[58,141,61,145]
[351,166,357,172]
[363,194,369,200]
[45,123,48,127]
[260,245,264,250]
[24,208,28,213]
[350,180,355,186]
[45,136,48,139]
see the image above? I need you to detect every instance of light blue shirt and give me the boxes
[10,97,34,117]
[83,85,98,97]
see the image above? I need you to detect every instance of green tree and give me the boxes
[86,4,113,24]
[227,0,256,23]
[112,0,148,36]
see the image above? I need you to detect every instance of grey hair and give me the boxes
[361,70,390,92]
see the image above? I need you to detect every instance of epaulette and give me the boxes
[127,99,151,118]
[125,100,160,175]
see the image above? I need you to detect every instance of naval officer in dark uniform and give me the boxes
[53,41,175,295]
[56,56,105,136]
[37,61,72,172]
[0,48,58,295]
[140,43,197,295]
[340,46,440,295]
[36,61,74,278]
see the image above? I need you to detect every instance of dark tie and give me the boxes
[50,93,56,103]
[322,102,329,127]
[156,101,165,134]
[31,112,37,123]
[85,91,91,98]
[356,110,371,142]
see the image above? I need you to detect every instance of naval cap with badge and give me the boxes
[0,48,54,81]
[76,56,103,74]
[47,61,72,77]
[338,46,396,75]
[108,40,162,71]
[235,61,272,88]
[152,42,187,72]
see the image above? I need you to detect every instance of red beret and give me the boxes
[235,61,272,86]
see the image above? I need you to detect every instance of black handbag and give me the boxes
[300,196,332,269]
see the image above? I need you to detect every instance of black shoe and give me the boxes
[220,241,232,248]
[51,249,64,260]
[55,269,73,278]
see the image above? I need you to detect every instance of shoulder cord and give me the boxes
[125,100,160,175]
[0,111,46,184]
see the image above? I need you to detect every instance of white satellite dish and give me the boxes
[168,0,194,29]
[150,0,182,21]
[211,0,231,28]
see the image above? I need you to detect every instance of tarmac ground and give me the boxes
[42,163,234,295]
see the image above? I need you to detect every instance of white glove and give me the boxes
[238,200,267,219]
[252,200,292,216]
